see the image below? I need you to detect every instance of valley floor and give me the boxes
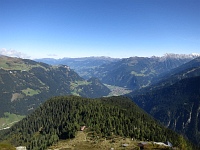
[104,84,132,96]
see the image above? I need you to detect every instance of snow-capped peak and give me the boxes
[162,53,200,59]
[191,53,200,57]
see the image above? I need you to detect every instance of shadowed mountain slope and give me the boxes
[129,76,200,146]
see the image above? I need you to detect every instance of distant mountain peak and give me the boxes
[191,53,200,57]
[162,53,200,59]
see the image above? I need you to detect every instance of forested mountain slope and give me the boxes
[129,76,200,146]
[0,96,193,149]
[0,56,110,116]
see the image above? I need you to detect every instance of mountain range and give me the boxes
[0,53,200,149]
[35,53,198,90]
[35,56,119,79]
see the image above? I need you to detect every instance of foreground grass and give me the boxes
[49,130,171,150]
[0,142,16,150]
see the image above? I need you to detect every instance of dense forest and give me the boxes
[0,96,194,150]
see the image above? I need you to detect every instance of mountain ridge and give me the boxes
[0,55,110,116]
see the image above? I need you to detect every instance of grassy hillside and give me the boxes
[0,112,25,130]
[0,56,40,71]
[49,130,173,150]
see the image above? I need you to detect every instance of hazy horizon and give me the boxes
[1,50,200,60]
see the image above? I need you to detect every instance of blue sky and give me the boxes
[0,0,199,59]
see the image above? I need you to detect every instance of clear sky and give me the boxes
[0,0,199,59]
